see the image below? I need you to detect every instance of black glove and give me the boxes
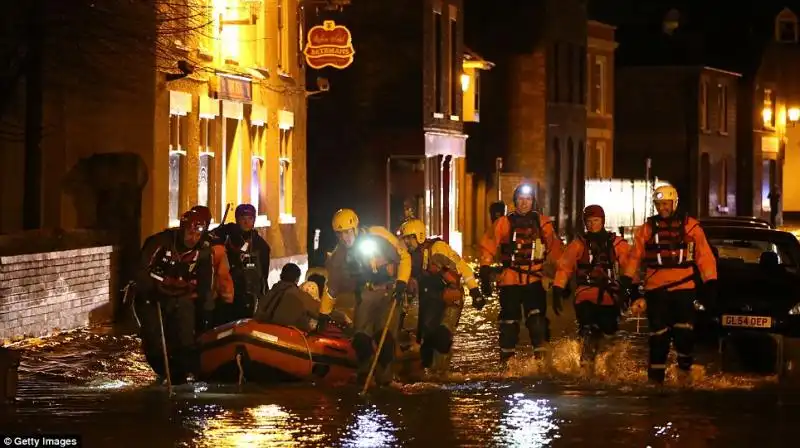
[469,287,486,310]
[317,313,331,331]
[702,279,718,314]
[202,311,215,332]
[619,275,633,294]
[479,265,493,296]
[392,280,407,305]
[551,286,564,316]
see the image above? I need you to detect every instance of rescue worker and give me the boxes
[399,218,485,374]
[553,205,632,367]
[190,205,234,329]
[214,204,271,323]
[255,263,320,331]
[479,183,564,362]
[326,208,411,386]
[135,209,214,384]
[620,185,718,385]
[489,201,507,223]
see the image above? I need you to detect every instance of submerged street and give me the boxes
[3,298,799,448]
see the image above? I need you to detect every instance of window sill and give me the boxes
[168,218,180,229]
[449,115,460,121]
[433,112,445,119]
[255,215,271,228]
[701,129,712,134]
[279,214,297,224]
[718,131,729,136]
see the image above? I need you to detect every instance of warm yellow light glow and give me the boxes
[763,107,773,125]
[460,73,470,92]
[789,107,800,122]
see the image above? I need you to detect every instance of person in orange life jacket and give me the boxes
[254,263,320,331]
[134,209,214,384]
[619,185,718,385]
[489,201,507,223]
[326,208,411,387]
[190,205,234,330]
[213,204,272,324]
[399,219,485,372]
[478,183,565,362]
[553,205,633,365]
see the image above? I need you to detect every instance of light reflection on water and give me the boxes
[340,405,398,448]
[496,393,560,447]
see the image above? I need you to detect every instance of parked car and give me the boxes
[699,216,773,229]
[702,226,800,376]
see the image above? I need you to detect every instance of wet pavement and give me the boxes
[2,297,800,447]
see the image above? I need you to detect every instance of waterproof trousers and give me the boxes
[645,288,696,383]
[351,287,402,386]
[136,295,197,384]
[418,288,463,372]
[498,282,549,361]
[574,301,619,363]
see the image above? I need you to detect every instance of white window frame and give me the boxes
[592,55,606,115]
[278,126,295,224]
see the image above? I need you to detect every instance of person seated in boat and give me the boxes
[134,209,214,385]
[300,278,354,335]
[398,218,485,375]
[327,208,411,387]
[254,263,320,331]
[190,205,234,331]
[213,204,271,323]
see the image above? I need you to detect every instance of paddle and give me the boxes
[156,303,173,396]
[359,299,398,396]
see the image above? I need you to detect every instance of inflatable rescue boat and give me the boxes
[197,319,358,385]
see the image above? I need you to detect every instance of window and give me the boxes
[578,46,586,105]
[776,9,799,43]
[250,124,267,222]
[591,56,606,113]
[198,117,216,210]
[277,0,286,72]
[552,42,560,102]
[566,44,573,104]
[297,3,305,68]
[168,112,188,227]
[718,84,728,133]
[700,80,709,130]
[719,158,728,207]
[474,70,481,118]
[449,9,459,117]
[763,88,776,128]
[279,128,294,222]
[434,7,443,115]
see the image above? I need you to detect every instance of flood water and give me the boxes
[2,298,800,447]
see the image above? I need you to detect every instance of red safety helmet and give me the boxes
[180,209,206,232]
[582,204,605,223]
[190,205,212,227]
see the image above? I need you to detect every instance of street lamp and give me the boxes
[789,107,800,126]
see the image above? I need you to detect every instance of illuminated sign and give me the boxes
[303,20,355,70]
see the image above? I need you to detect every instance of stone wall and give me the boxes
[0,246,114,341]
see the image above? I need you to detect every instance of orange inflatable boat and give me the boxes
[197,319,358,385]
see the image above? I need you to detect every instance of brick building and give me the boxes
[306,0,491,254]
[586,20,617,179]
[463,0,589,240]
[615,66,739,217]
[0,0,311,337]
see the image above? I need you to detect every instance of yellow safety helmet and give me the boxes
[653,184,679,208]
[332,208,359,232]
[399,218,426,244]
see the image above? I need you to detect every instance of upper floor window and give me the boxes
[718,84,728,133]
[663,9,680,35]
[763,88,776,129]
[449,5,459,118]
[590,55,606,114]
[700,80,709,130]
[277,0,288,72]
[776,8,799,43]
[434,4,444,116]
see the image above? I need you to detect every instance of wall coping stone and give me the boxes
[0,246,114,265]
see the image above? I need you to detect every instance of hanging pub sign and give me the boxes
[303,20,355,70]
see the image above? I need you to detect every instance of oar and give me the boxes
[360,299,398,396]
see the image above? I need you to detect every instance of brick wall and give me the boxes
[0,246,113,341]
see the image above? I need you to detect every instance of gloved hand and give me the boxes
[551,286,564,316]
[702,279,718,314]
[479,265,493,296]
[392,280,407,305]
[469,287,486,310]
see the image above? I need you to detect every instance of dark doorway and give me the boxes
[566,138,575,237]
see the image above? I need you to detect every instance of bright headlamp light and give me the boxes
[359,238,378,257]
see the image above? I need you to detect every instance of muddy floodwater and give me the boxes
[2,299,800,447]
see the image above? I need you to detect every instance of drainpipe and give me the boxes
[495,157,503,201]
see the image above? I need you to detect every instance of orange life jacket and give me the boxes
[643,214,695,269]
[413,238,463,306]
[499,212,544,270]
[576,232,619,290]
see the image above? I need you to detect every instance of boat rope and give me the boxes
[290,326,314,374]
[236,353,244,386]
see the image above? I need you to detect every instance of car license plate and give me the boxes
[722,315,772,329]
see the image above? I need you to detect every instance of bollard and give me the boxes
[1,346,21,404]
